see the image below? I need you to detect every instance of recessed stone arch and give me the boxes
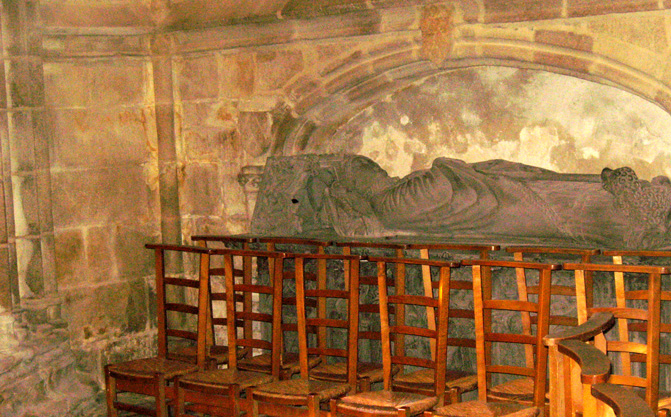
[275,35,671,158]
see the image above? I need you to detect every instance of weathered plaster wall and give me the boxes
[324,67,671,180]
[2,1,671,415]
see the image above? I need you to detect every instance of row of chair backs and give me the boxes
[109,235,671,417]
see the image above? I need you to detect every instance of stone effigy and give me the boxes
[251,154,671,249]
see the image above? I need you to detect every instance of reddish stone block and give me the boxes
[535,52,591,74]
[568,0,659,18]
[483,0,562,23]
[535,30,593,53]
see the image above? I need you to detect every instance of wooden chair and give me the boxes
[426,259,560,417]
[104,243,213,417]
[320,239,409,392]
[564,262,671,417]
[405,242,501,404]
[603,249,671,415]
[544,310,655,417]
[330,256,458,417]
[237,237,331,379]
[490,247,600,404]
[174,249,289,417]
[186,234,257,368]
[250,253,362,417]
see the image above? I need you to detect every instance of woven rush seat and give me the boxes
[392,368,477,393]
[107,355,199,380]
[310,361,397,384]
[237,352,321,376]
[338,390,438,416]
[179,369,274,391]
[252,377,353,403]
[487,378,535,403]
[431,401,540,417]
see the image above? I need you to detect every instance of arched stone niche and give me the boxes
[280,66,671,181]
[252,67,671,249]
[314,66,671,180]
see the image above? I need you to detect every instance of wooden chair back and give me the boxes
[104,244,214,417]
[217,249,288,377]
[190,234,256,361]
[146,243,213,369]
[564,262,671,414]
[603,249,671,404]
[462,259,560,408]
[406,243,500,360]
[370,256,457,406]
[335,240,408,371]
[294,253,362,387]
[505,247,600,372]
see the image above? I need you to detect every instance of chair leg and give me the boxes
[251,390,260,417]
[231,385,241,417]
[359,377,371,392]
[104,365,118,417]
[175,381,185,417]
[447,387,461,405]
[307,394,320,417]
[156,373,167,417]
[329,399,338,417]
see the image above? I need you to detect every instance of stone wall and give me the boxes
[1,0,671,415]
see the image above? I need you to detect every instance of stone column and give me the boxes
[0,0,61,347]
[150,33,182,247]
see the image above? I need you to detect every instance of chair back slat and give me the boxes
[294,254,361,388]
[373,256,458,405]
[146,243,215,369]
[467,259,558,408]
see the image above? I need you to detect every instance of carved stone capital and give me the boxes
[237,165,265,192]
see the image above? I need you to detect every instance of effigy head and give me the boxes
[600,167,641,195]
[601,166,671,249]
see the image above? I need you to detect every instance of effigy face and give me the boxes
[251,153,671,250]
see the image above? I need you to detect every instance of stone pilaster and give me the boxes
[0,0,61,339]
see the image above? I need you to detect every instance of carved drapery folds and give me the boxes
[252,154,671,250]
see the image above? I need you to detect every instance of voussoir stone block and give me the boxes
[535,30,593,52]
[568,0,659,18]
[483,0,561,23]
